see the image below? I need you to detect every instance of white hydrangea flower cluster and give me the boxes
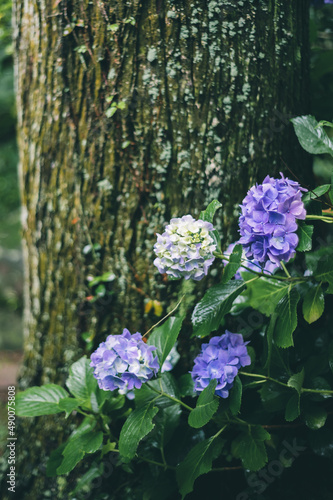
[153,215,216,281]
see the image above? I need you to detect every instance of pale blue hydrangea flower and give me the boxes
[154,215,216,281]
[90,329,159,399]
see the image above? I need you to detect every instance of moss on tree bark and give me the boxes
[0,0,311,498]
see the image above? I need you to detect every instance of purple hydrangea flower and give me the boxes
[154,215,216,281]
[190,331,251,398]
[238,173,307,273]
[90,329,159,399]
[223,242,270,278]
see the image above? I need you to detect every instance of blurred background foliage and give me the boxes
[310,2,333,182]
[0,3,332,351]
[0,0,22,352]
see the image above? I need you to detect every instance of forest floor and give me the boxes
[0,350,22,398]
[0,350,23,454]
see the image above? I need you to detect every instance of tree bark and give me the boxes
[2,0,310,498]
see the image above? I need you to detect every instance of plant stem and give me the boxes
[239,371,333,395]
[306,215,333,223]
[137,455,176,470]
[76,408,94,418]
[146,382,194,411]
[142,296,184,338]
[213,424,227,439]
[281,261,291,278]
[160,444,167,468]
[214,252,304,282]
[111,448,176,470]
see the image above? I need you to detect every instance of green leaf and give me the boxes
[95,284,106,297]
[192,280,246,337]
[106,106,117,118]
[97,390,125,412]
[119,404,159,459]
[176,436,223,499]
[57,450,84,475]
[260,382,290,412]
[291,115,333,157]
[302,185,331,203]
[88,276,102,287]
[305,246,333,273]
[243,275,291,316]
[317,120,333,129]
[108,23,119,32]
[304,199,323,216]
[222,244,242,284]
[296,222,314,252]
[285,393,300,422]
[285,370,303,423]
[188,380,219,428]
[57,431,103,474]
[330,173,333,204]
[71,464,103,495]
[58,397,81,417]
[287,369,304,394]
[307,376,332,401]
[178,374,195,398]
[154,404,182,448]
[117,100,126,110]
[66,356,97,402]
[329,341,333,375]
[229,376,242,415]
[264,313,278,371]
[274,287,300,348]
[46,443,67,477]
[73,417,97,437]
[210,229,222,253]
[101,271,116,282]
[199,199,222,223]
[302,406,327,430]
[314,259,333,293]
[74,431,104,453]
[302,285,325,324]
[231,426,270,471]
[16,384,68,417]
[135,372,180,409]
[148,316,183,367]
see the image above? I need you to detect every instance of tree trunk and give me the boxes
[2,0,310,498]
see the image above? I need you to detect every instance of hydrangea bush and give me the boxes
[15,116,333,499]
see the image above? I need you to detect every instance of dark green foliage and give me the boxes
[191,280,246,337]
[188,380,219,428]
